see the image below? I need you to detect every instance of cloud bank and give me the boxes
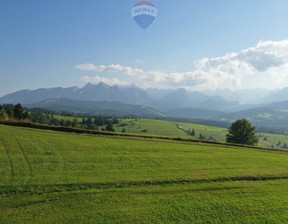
[76,64,144,77]
[76,40,288,89]
[81,76,129,86]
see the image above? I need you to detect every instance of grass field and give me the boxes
[49,115,288,149]
[115,119,288,149]
[114,119,191,138]
[1,124,288,223]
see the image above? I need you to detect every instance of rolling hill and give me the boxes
[216,100,288,128]
[161,107,224,119]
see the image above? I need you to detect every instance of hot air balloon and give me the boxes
[132,1,157,30]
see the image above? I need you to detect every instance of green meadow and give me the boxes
[1,124,288,223]
[115,119,288,149]
[115,119,190,138]
[48,116,288,149]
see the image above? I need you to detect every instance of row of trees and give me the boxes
[0,104,29,121]
[0,104,119,132]
[80,116,118,131]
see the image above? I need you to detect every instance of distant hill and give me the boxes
[161,107,224,119]
[261,87,288,103]
[153,88,240,111]
[205,88,272,104]
[216,100,288,128]
[26,98,165,118]
[0,86,80,105]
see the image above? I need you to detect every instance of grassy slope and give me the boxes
[115,119,288,149]
[114,119,190,138]
[50,116,288,148]
[1,125,288,223]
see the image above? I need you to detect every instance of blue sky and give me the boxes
[1,0,288,96]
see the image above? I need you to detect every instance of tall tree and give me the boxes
[190,129,195,136]
[226,119,259,146]
[0,108,8,121]
[72,117,79,128]
[105,122,115,132]
[13,103,24,120]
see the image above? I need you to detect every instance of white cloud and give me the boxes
[76,64,144,77]
[77,40,288,90]
[80,76,129,86]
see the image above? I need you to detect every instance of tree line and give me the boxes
[0,104,29,121]
[0,104,119,132]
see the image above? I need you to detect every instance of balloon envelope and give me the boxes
[132,1,157,30]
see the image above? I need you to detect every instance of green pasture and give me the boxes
[50,116,288,149]
[53,115,81,122]
[1,124,288,223]
[114,119,190,138]
[115,119,288,149]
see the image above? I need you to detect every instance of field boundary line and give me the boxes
[11,133,33,179]
[0,136,14,183]
[2,174,288,195]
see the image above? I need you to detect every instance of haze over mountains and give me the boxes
[1,82,288,128]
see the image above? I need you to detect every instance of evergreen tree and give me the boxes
[81,117,86,125]
[23,111,29,120]
[72,117,79,128]
[65,120,72,127]
[86,117,93,125]
[199,133,205,140]
[60,119,66,126]
[112,117,119,124]
[105,122,115,132]
[3,104,14,117]
[226,119,259,146]
[13,103,24,120]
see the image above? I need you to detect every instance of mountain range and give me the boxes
[0,82,242,111]
[0,83,153,106]
[2,83,288,128]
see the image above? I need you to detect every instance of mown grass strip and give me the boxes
[11,133,33,178]
[0,135,15,183]
[2,174,288,195]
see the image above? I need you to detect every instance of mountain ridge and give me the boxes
[0,83,239,112]
[26,98,165,118]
